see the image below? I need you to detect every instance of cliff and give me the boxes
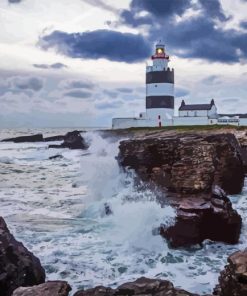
[118,132,245,247]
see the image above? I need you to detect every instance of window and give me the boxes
[194,111,197,116]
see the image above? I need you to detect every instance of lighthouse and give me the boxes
[146,41,175,124]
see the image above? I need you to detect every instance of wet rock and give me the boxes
[49,154,64,160]
[119,133,244,247]
[119,133,244,195]
[0,217,45,296]
[49,131,88,150]
[214,249,247,296]
[160,187,241,247]
[1,134,43,143]
[43,135,65,142]
[74,277,201,296]
[12,281,71,296]
[104,203,113,216]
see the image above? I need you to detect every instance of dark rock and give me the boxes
[1,134,43,143]
[104,203,113,216]
[160,187,241,248]
[49,131,88,150]
[74,277,201,296]
[214,249,247,296]
[119,133,244,195]
[0,217,45,296]
[12,281,71,296]
[49,155,63,160]
[43,135,65,142]
[118,133,244,247]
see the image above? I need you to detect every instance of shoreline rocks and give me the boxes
[48,131,88,150]
[0,217,45,296]
[160,187,241,247]
[119,133,244,247]
[1,130,88,150]
[74,277,202,296]
[1,134,44,143]
[12,281,71,296]
[214,249,247,296]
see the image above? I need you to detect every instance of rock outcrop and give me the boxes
[214,249,247,296]
[12,281,71,296]
[160,187,241,247]
[119,132,244,247]
[74,277,202,296]
[1,134,44,143]
[49,131,88,150]
[0,217,45,296]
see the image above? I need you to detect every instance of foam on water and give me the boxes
[0,130,246,295]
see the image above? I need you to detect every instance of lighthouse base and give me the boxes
[112,117,173,129]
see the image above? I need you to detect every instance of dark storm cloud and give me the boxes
[120,0,247,64]
[40,30,152,63]
[240,21,247,29]
[198,0,230,21]
[64,90,92,99]
[33,63,68,69]
[11,76,44,91]
[130,0,192,18]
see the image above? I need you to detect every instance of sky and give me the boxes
[0,0,247,128]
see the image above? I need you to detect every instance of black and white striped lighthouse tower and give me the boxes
[146,41,174,124]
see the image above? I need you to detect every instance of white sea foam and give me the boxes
[0,130,246,295]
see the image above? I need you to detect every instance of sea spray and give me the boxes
[0,130,246,295]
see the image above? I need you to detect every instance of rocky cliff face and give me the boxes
[0,217,45,296]
[74,277,203,296]
[119,133,244,247]
[214,249,247,296]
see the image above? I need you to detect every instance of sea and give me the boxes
[0,128,246,295]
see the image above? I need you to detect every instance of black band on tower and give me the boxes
[146,70,174,84]
[146,96,174,109]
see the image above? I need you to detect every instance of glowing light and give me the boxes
[157,48,164,54]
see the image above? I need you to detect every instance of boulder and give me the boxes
[1,134,43,143]
[0,217,45,296]
[74,277,202,296]
[118,132,244,247]
[160,187,241,247]
[12,281,71,296]
[214,249,247,296]
[49,131,88,150]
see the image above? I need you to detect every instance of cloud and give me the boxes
[116,88,133,93]
[8,0,22,3]
[64,90,92,99]
[120,0,247,64]
[103,90,119,98]
[10,76,44,92]
[175,87,190,98]
[61,79,95,90]
[33,63,68,69]
[201,75,221,84]
[39,29,151,63]
[95,100,123,109]
[198,0,230,21]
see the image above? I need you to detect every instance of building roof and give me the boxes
[219,114,247,119]
[179,99,215,111]
[179,104,212,111]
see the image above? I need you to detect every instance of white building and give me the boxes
[112,42,247,129]
[173,99,218,126]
